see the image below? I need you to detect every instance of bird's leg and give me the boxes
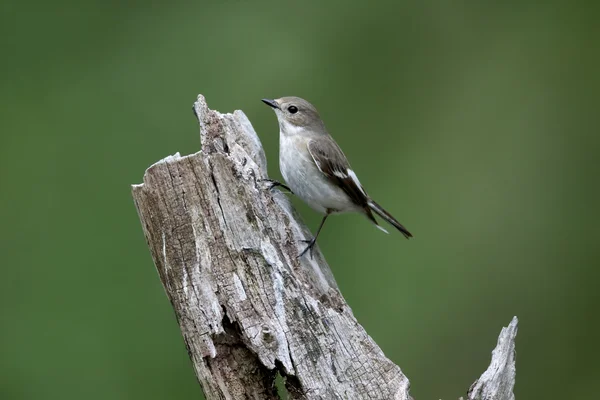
[259,178,293,193]
[298,212,330,259]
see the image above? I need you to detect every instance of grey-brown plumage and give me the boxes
[262,96,412,257]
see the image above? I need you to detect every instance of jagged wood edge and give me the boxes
[465,316,518,400]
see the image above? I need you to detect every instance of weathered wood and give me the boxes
[466,317,518,400]
[132,94,518,400]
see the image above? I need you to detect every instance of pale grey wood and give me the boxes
[132,94,518,400]
[466,317,518,400]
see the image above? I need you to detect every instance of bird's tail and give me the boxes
[367,199,412,239]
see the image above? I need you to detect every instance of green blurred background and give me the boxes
[1,1,598,399]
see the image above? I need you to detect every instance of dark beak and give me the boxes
[261,98,280,110]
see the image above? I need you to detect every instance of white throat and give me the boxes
[278,118,307,137]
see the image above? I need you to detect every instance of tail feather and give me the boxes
[367,200,412,239]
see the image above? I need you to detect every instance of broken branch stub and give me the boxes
[466,317,518,400]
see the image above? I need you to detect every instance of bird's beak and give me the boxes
[261,98,280,110]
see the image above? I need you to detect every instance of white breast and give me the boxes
[279,132,358,214]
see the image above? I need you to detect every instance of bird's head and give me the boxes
[262,96,326,136]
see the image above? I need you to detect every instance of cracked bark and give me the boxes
[131,95,518,400]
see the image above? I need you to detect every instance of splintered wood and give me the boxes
[132,95,517,400]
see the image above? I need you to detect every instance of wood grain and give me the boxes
[132,95,517,400]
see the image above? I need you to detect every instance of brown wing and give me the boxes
[307,137,369,207]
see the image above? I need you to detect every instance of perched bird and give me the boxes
[262,97,412,257]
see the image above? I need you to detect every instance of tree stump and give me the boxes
[132,95,517,400]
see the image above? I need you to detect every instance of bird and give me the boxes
[262,96,412,257]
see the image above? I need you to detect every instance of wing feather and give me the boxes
[307,137,411,237]
[307,138,368,207]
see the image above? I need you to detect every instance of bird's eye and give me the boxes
[288,105,298,114]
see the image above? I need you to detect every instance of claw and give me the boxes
[297,213,329,259]
[298,238,316,259]
[259,179,292,193]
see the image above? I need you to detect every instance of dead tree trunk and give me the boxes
[131,95,518,400]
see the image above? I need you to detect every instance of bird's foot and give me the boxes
[259,179,293,193]
[298,238,317,259]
